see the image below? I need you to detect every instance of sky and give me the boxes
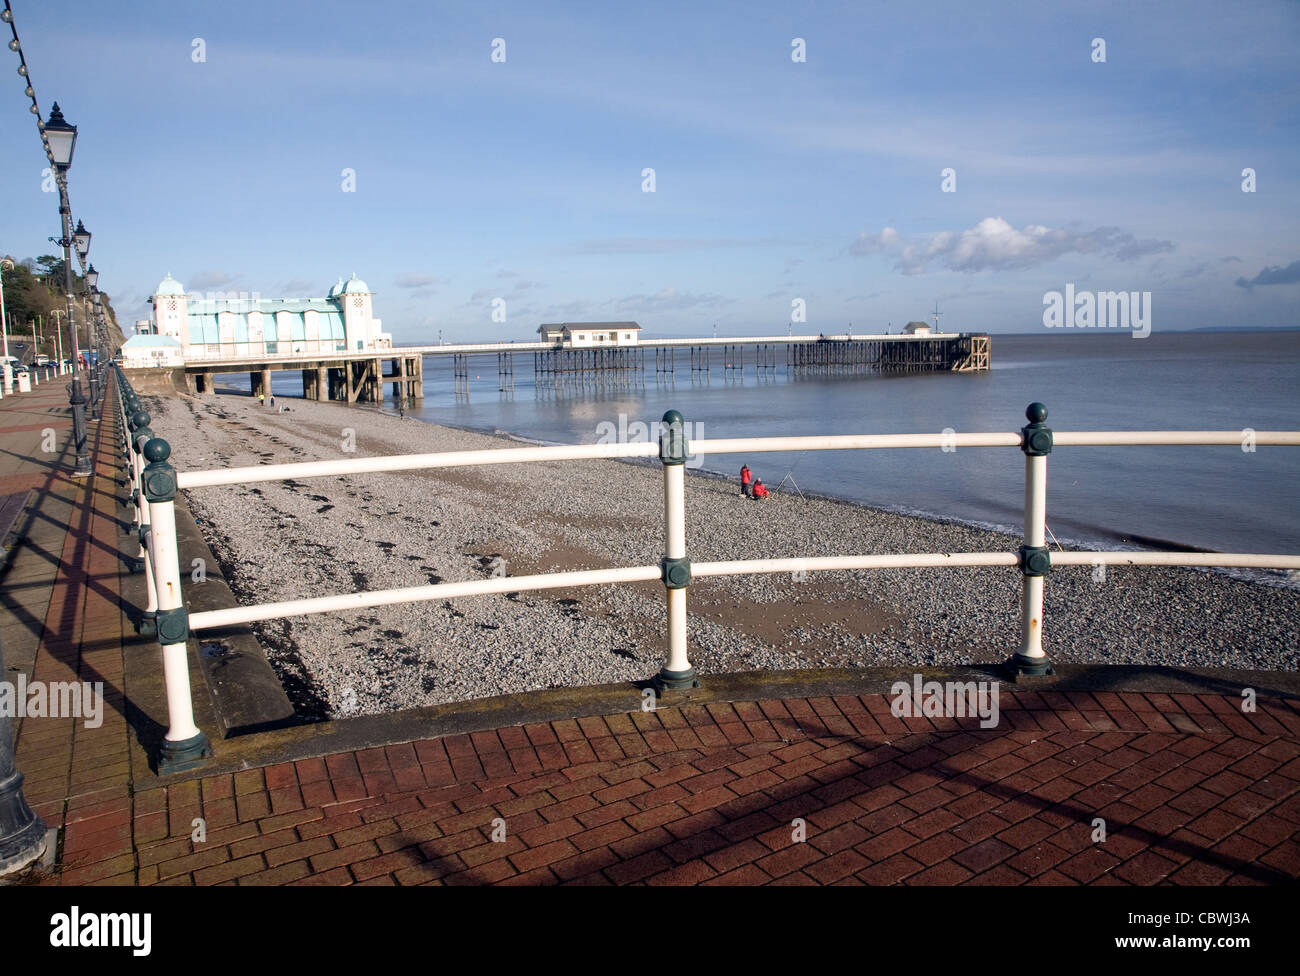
[1,0,1297,343]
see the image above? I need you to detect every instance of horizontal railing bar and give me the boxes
[177,429,1300,489]
[188,550,1299,632]
[1050,551,1300,569]
[691,434,1022,454]
[1054,432,1300,446]
[693,554,1019,575]
[188,565,664,632]
[696,552,1300,576]
[178,442,660,489]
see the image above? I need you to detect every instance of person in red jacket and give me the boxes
[752,479,769,500]
[740,464,752,497]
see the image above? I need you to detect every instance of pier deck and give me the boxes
[1,375,1297,887]
[165,332,991,404]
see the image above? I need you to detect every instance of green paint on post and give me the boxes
[1018,544,1052,577]
[157,732,213,776]
[659,409,688,465]
[1021,402,1052,456]
[154,606,189,645]
[662,556,691,589]
[141,438,177,502]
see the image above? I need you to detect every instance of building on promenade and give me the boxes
[148,274,391,361]
[119,333,184,368]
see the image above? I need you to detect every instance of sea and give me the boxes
[249,330,1300,570]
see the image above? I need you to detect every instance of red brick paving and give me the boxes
[5,372,1300,886]
[38,685,1296,887]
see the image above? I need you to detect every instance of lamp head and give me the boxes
[44,102,76,168]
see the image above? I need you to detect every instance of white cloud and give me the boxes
[849,217,1174,274]
[848,227,899,256]
[189,270,239,290]
[394,273,439,288]
[570,238,773,254]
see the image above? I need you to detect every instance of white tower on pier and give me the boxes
[150,274,190,352]
[338,274,387,351]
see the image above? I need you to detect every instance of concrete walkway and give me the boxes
[2,374,1298,886]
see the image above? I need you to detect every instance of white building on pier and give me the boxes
[536,322,641,347]
[149,274,392,361]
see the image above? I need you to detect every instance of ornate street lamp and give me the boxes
[43,101,75,167]
[44,102,90,476]
[73,220,90,261]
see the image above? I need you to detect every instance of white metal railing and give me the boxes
[108,368,1300,770]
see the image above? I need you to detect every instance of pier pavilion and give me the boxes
[143,274,421,402]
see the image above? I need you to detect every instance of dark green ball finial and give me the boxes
[132,410,150,428]
[1026,402,1048,424]
[143,438,171,463]
[662,409,684,427]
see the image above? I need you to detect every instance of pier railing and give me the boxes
[108,364,1300,773]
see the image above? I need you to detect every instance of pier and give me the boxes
[185,352,427,404]
[170,331,991,403]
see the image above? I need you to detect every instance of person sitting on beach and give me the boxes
[752,479,769,500]
[740,464,752,497]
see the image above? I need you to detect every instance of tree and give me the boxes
[2,251,123,355]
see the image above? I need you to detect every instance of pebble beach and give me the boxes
[143,393,1300,720]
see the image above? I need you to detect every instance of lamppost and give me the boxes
[0,634,46,877]
[84,263,101,418]
[0,256,13,393]
[52,307,63,371]
[73,221,98,412]
[43,103,91,477]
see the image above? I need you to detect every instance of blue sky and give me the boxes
[2,0,1297,341]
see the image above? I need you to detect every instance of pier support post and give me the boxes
[141,438,212,773]
[654,409,699,691]
[1010,402,1054,678]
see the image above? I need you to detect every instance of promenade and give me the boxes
[1,373,1298,886]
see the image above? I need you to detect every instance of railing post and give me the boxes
[1011,402,1054,677]
[131,412,159,633]
[141,437,212,773]
[655,409,699,690]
